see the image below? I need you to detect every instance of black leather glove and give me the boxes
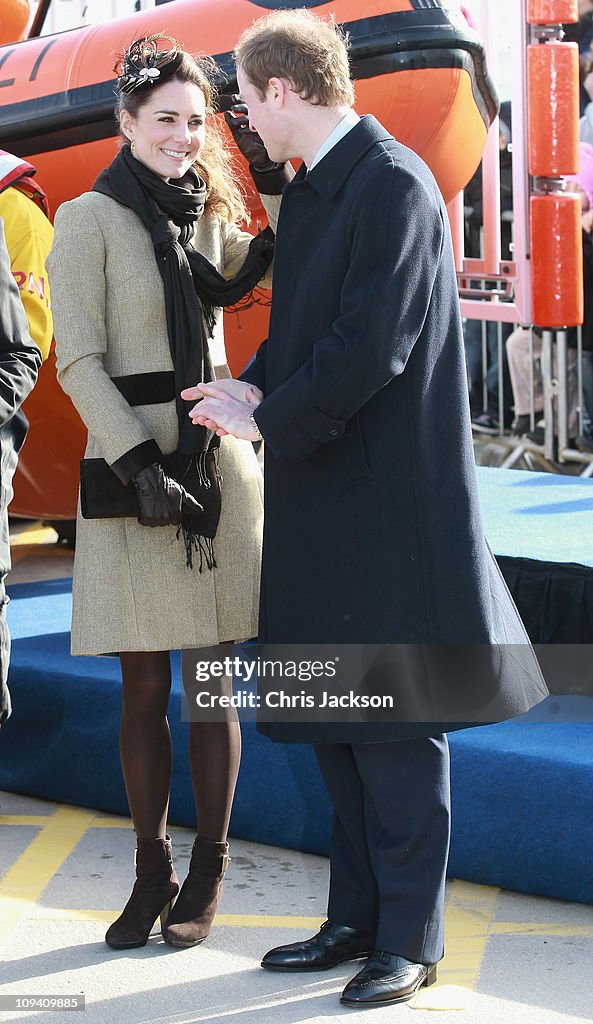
[132,463,203,527]
[222,95,292,196]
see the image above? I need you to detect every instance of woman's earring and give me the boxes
[130,139,136,153]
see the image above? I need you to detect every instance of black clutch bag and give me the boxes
[80,451,221,538]
[80,458,137,519]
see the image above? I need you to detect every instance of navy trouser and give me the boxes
[315,734,450,966]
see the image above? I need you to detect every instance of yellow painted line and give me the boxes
[408,880,499,1010]
[0,816,51,826]
[0,805,96,947]
[410,984,474,1012]
[30,907,115,922]
[29,909,326,928]
[40,906,586,943]
[491,922,593,937]
[216,914,325,928]
[0,815,131,829]
[10,524,58,547]
[442,880,500,988]
[90,818,133,829]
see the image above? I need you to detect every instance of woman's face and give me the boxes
[120,78,207,181]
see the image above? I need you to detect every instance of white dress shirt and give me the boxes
[308,109,361,171]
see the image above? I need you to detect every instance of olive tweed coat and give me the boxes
[48,190,279,655]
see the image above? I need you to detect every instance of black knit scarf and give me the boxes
[92,145,274,566]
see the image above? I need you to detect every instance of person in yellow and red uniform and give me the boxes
[0,150,53,362]
[0,151,50,727]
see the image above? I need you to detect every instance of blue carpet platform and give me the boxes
[477,467,593,650]
[1,467,593,906]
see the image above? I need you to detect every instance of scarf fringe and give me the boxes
[197,449,212,487]
[177,521,217,572]
[225,288,272,317]
[178,450,221,489]
[203,303,216,337]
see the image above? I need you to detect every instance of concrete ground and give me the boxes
[1,524,592,1024]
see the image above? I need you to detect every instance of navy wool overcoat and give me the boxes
[242,116,547,742]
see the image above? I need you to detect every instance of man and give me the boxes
[183,10,547,1008]
[0,216,42,727]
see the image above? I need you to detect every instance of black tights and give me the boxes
[119,648,241,842]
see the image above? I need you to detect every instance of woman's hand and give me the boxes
[132,464,203,526]
[222,97,292,195]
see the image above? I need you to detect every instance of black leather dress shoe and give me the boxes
[261,920,375,972]
[340,951,437,1006]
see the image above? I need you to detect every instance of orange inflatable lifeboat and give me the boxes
[0,0,498,518]
[0,0,29,45]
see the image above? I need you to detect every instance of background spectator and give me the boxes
[0,218,42,727]
[564,1,593,115]
[0,151,54,362]
[506,142,593,445]
[0,152,52,728]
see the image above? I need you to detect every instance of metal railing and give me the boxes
[450,0,532,327]
[455,0,593,474]
[469,319,593,476]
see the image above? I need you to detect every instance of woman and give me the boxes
[47,35,287,951]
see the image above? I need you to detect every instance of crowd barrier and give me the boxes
[467,317,593,475]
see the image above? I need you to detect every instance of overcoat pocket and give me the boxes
[335,414,373,486]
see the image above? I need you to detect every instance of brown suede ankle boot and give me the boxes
[105,835,179,949]
[163,837,229,948]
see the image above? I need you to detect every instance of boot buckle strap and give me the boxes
[221,853,231,874]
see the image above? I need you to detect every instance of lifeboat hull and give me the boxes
[0,0,497,518]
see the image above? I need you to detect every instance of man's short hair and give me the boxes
[235,9,355,107]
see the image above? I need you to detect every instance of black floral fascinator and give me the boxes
[115,34,183,94]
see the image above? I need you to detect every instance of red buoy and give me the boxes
[527,0,578,23]
[528,42,579,177]
[530,192,583,327]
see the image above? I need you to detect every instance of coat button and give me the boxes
[329,428,339,437]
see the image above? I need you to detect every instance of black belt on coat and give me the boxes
[111,370,176,406]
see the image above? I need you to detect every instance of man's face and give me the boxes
[236,67,287,163]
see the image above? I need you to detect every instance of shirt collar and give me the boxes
[308,109,361,171]
[288,115,394,201]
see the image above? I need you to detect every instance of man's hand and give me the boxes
[181,379,263,406]
[181,380,263,437]
[189,394,262,441]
